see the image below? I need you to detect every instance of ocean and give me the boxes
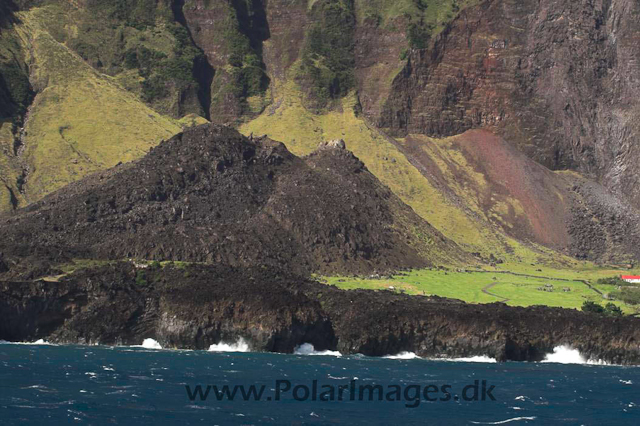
[1,341,638,425]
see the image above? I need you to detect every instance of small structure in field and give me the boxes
[621,276,640,284]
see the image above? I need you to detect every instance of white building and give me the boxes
[621,276,640,284]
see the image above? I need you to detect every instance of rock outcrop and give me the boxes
[318,139,346,150]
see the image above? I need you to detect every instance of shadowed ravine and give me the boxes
[171,0,215,121]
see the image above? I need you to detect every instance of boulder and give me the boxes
[318,139,346,150]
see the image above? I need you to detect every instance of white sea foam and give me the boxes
[0,339,52,345]
[451,355,498,363]
[541,345,608,365]
[383,352,420,360]
[470,417,537,425]
[327,375,348,380]
[137,338,162,350]
[293,343,341,357]
[208,337,250,353]
[429,355,498,363]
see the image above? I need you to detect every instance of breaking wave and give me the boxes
[294,343,341,357]
[383,352,420,360]
[0,339,53,345]
[451,355,498,363]
[382,352,498,363]
[208,337,250,353]
[136,338,162,350]
[542,345,608,365]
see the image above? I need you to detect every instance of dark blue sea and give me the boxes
[1,342,638,425]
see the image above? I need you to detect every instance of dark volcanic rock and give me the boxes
[317,285,640,364]
[0,263,336,353]
[2,263,640,365]
[0,124,460,276]
[0,253,7,273]
[567,178,640,263]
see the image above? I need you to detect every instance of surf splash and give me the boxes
[294,343,341,357]
[0,339,52,345]
[139,338,162,350]
[451,355,498,363]
[383,352,420,360]
[542,345,608,365]
[381,352,498,363]
[208,337,250,353]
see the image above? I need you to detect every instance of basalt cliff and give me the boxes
[2,262,640,364]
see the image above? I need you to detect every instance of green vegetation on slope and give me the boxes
[0,31,32,120]
[355,0,479,47]
[0,23,30,212]
[20,0,206,118]
[135,24,204,109]
[296,0,356,110]
[0,119,25,212]
[12,5,182,204]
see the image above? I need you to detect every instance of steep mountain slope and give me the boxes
[242,99,640,264]
[1,0,639,266]
[238,0,640,263]
[0,124,465,276]
[0,2,194,212]
[240,90,530,261]
[380,0,640,207]
[400,130,640,263]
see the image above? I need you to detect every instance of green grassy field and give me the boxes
[49,257,640,315]
[323,263,640,314]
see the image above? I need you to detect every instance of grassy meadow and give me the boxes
[322,263,640,314]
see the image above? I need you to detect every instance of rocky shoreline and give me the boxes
[2,262,639,365]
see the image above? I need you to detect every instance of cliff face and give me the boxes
[0,264,336,353]
[2,262,640,364]
[380,0,640,206]
[180,0,271,123]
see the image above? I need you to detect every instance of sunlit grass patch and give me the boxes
[323,265,638,314]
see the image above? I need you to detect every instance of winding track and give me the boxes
[481,282,509,302]
[477,271,607,303]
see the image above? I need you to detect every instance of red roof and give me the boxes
[621,276,640,279]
